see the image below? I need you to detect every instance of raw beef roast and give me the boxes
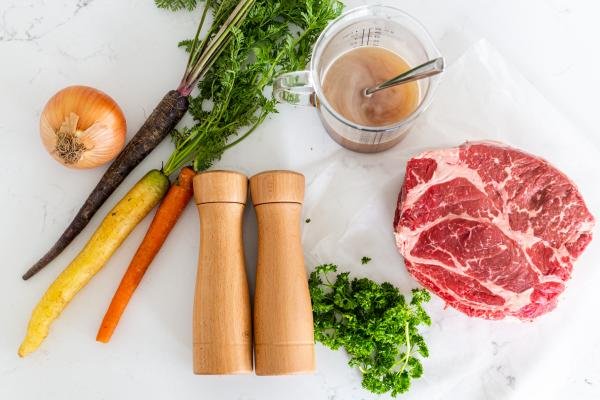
[394,142,594,320]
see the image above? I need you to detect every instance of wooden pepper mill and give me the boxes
[250,170,315,375]
[193,171,252,374]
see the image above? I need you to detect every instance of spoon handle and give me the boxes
[365,57,445,96]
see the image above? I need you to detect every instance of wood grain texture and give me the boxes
[192,171,252,375]
[194,170,248,204]
[250,171,315,375]
[249,170,305,205]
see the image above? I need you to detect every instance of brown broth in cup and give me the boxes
[322,46,420,127]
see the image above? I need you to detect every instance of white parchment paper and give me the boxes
[300,40,600,399]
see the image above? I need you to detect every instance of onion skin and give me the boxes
[24,90,188,280]
[40,86,127,169]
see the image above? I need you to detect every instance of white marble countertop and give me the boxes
[1,1,599,399]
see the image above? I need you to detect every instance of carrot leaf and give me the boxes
[161,0,343,176]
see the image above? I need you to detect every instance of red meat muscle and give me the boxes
[394,142,594,320]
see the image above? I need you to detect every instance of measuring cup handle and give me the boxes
[273,71,316,107]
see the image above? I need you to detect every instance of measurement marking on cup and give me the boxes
[366,28,372,45]
[360,28,365,45]
[373,27,382,46]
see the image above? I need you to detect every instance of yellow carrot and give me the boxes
[96,167,195,343]
[18,169,169,357]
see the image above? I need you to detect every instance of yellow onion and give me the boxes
[40,86,127,169]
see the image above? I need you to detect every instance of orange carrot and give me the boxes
[96,167,195,343]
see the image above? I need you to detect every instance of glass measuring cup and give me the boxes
[273,5,443,153]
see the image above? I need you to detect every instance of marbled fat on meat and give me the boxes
[394,142,594,320]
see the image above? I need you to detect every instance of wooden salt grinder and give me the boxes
[193,171,252,374]
[250,170,315,375]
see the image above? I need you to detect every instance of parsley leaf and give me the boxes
[309,264,431,397]
[361,256,372,265]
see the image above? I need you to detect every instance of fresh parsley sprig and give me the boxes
[309,264,432,397]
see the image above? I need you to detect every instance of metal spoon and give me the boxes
[364,57,445,96]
